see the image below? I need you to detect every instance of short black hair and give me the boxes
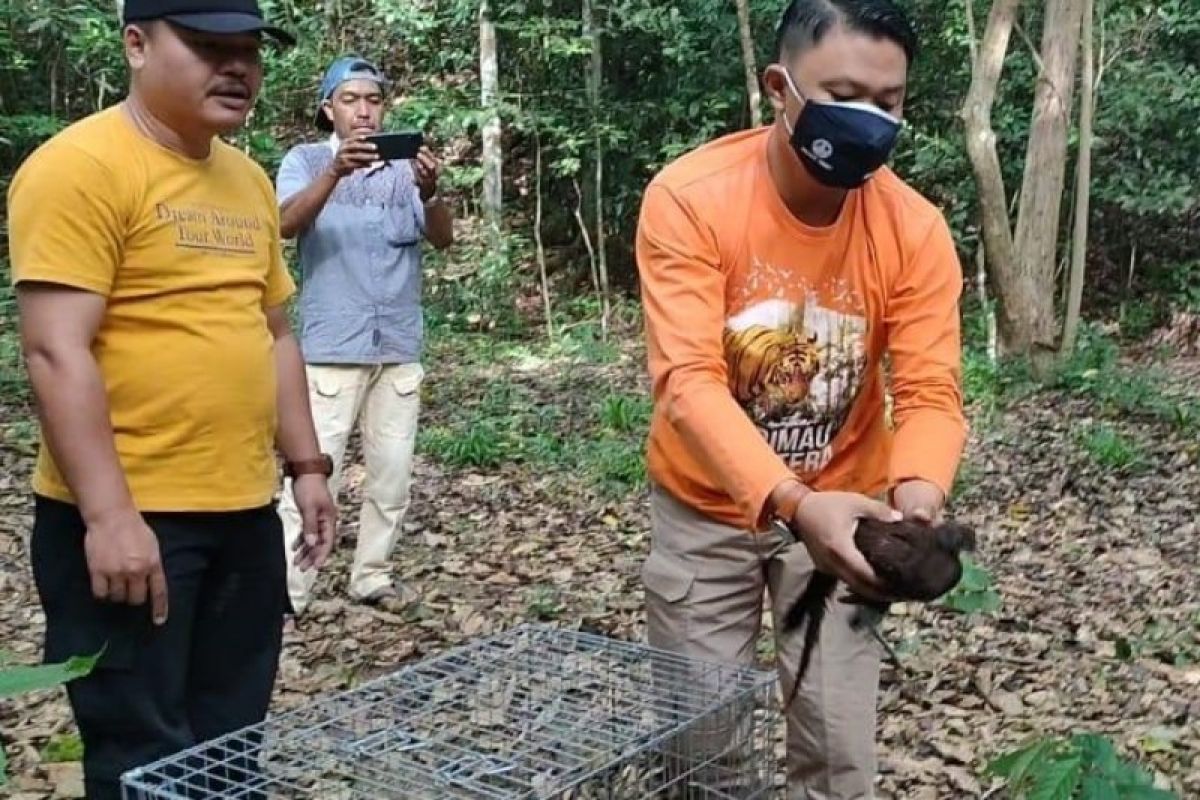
[775,0,917,64]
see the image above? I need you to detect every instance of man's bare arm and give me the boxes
[20,284,135,522]
[279,171,340,240]
[266,305,337,569]
[423,198,454,250]
[18,282,167,621]
[279,138,378,239]
[266,305,322,461]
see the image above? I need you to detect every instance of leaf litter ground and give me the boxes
[0,334,1196,799]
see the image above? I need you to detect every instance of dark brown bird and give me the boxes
[781,518,977,707]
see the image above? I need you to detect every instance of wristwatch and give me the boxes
[283,454,334,479]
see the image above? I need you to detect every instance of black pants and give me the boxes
[30,495,287,800]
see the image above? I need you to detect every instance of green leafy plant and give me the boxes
[581,436,647,497]
[419,421,508,469]
[1079,424,1145,471]
[526,584,564,621]
[950,461,981,500]
[1113,613,1200,667]
[0,650,101,785]
[40,733,84,764]
[987,733,1176,799]
[941,555,1002,615]
[0,418,38,455]
[598,393,651,434]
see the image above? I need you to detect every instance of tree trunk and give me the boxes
[1009,0,1085,370]
[583,0,611,337]
[479,0,502,238]
[734,0,762,127]
[572,178,599,310]
[533,126,553,339]
[960,0,1021,351]
[1060,0,1095,357]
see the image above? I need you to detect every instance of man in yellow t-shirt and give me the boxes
[6,2,336,797]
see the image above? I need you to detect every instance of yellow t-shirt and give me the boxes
[7,106,296,511]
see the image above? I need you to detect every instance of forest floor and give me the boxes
[1,318,1197,799]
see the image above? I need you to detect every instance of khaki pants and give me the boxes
[644,486,881,800]
[278,363,423,613]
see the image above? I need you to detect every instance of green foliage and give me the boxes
[526,584,564,621]
[420,420,507,469]
[949,460,980,500]
[0,283,26,403]
[1150,260,1200,314]
[0,418,39,455]
[1056,327,1200,430]
[580,435,647,496]
[598,393,651,434]
[988,733,1176,799]
[1078,424,1145,472]
[0,650,101,785]
[424,233,527,336]
[41,733,84,764]
[415,345,649,496]
[0,651,100,699]
[942,555,1002,615]
[1112,612,1200,667]
[960,302,1034,415]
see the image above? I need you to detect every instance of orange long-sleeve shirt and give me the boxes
[636,128,968,530]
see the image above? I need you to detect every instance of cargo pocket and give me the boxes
[641,549,694,604]
[311,371,343,399]
[390,363,425,398]
[378,364,424,440]
[385,187,422,247]
[642,550,695,652]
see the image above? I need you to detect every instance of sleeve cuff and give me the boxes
[743,462,801,532]
[889,411,968,497]
[12,267,112,296]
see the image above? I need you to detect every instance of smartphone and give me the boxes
[364,131,424,161]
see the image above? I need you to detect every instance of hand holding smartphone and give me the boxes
[363,131,424,161]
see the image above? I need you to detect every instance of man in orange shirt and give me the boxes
[635,1,967,797]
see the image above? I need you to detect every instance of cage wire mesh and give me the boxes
[121,624,781,799]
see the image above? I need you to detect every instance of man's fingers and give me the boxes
[298,496,319,570]
[108,576,129,605]
[415,150,439,175]
[127,574,148,607]
[859,497,903,523]
[90,571,109,602]
[149,568,169,625]
[299,496,318,545]
[313,518,335,569]
[292,547,315,570]
[836,547,889,601]
[908,506,935,524]
[293,543,312,570]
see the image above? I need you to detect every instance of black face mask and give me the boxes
[782,70,902,189]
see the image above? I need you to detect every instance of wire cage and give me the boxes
[121,624,781,799]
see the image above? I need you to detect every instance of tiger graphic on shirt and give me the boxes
[723,286,869,473]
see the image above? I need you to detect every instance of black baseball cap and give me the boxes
[122,0,296,47]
